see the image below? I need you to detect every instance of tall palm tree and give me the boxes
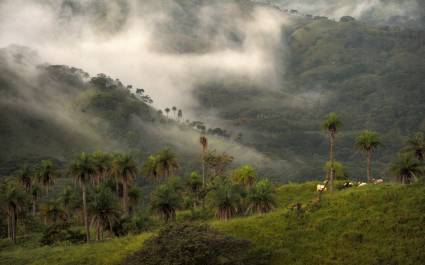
[142,155,160,183]
[405,132,425,161]
[322,112,342,192]
[128,186,142,214]
[150,184,181,222]
[186,171,202,208]
[206,178,241,221]
[69,152,95,242]
[172,106,177,118]
[16,165,32,192]
[390,153,424,184]
[355,130,382,182]
[90,185,119,241]
[30,185,41,216]
[36,160,57,195]
[111,154,138,216]
[157,148,179,180]
[246,180,276,215]
[164,108,170,119]
[58,185,76,218]
[199,136,208,186]
[231,165,257,187]
[0,180,27,244]
[91,151,112,186]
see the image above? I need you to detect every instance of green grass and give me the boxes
[2,182,425,265]
[213,183,425,265]
[0,233,152,265]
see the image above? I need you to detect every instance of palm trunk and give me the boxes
[11,208,17,244]
[367,151,372,182]
[82,184,90,243]
[32,198,37,216]
[123,178,128,216]
[202,157,206,187]
[329,132,335,192]
[7,208,11,240]
[96,220,100,241]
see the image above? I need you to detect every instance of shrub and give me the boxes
[40,224,85,245]
[122,223,270,265]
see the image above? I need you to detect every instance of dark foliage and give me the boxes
[122,223,270,265]
[40,224,85,245]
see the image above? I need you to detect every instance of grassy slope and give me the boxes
[214,183,425,265]
[1,183,424,265]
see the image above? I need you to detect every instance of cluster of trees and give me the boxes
[158,106,183,122]
[322,112,425,191]
[0,151,141,244]
[0,144,276,245]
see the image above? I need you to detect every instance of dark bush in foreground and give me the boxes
[122,223,270,265]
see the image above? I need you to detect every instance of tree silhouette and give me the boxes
[69,152,95,242]
[390,153,423,184]
[355,130,382,182]
[405,132,425,161]
[322,112,342,192]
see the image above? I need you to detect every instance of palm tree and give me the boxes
[157,148,179,180]
[0,180,27,244]
[206,178,241,221]
[172,106,177,118]
[128,186,142,214]
[58,185,76,218]
[231,165,257,187]
[322,112,342,192]
[91,151,112,186]
[177,109,183,121]
[405,132,425,161]
[390,153,423,184]
[39,201,66,224]
[16,165,32,192]
[355,130,382,182]
[164,108,170,119]
[199,136,208,186]
[69,152,95,242]
[185,172,202,208]
[111,154,138,216]
[90,185,119,241]
[142,155,160,183]
[36,160,57,195]
[246,180,276,214]
[150,184,181,222]
[30,185,41,216]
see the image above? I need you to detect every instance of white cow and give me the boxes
[317,184,327,192]
[358,182,367,187]
[373,179,384,184]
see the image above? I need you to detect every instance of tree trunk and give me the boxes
[82,184,90,243]
[96,220,100,241]
[367,151,372,182]
[7,208,11,240]
[123,178,128,216]
[11,208,17,244]
[32,198,37,216]
[202,158,205,187]
[329,132,335,192]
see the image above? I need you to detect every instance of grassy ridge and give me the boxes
[1,183,424,265]
[214,183,425,265]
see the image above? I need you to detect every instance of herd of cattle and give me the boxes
[316,179,384,192]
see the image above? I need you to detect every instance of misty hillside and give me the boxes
[0,0,425,181]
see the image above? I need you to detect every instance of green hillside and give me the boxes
[1,182,424,265]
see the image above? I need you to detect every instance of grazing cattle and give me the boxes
[373,179,384,184]
[358,182,367,187]
[317,184,327,192]
[342,182,354,189]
